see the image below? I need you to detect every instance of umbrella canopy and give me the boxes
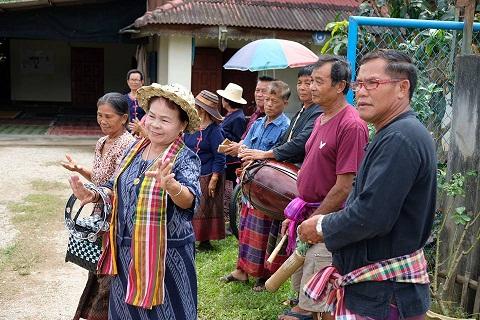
[223,39,318,72]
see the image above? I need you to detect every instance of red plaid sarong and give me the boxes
[237,201,274,278]
[303,249,429,319]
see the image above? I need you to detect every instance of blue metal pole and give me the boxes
[349,16,480,31]
[345,16,480,104]
[346,17,359,104]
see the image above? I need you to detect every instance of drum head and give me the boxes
[241,160,299,220]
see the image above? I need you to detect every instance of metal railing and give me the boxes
[346,16,480,161]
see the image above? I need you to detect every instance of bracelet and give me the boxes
[170,184,183,197]
[92,190,101,203]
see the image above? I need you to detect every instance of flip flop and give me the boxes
[278,309,313,320]
[219,273,248,284]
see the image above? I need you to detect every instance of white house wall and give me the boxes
[157,35,193,90]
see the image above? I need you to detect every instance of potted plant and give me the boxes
[427,168,479,319]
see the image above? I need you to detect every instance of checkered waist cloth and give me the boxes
[303,249,429,319]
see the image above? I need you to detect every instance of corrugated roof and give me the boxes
[135,0,359,31]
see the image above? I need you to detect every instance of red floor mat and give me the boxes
[47,125,103,136]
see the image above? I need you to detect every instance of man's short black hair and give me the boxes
[297,65,314,78]
[126,69,144,81]
[258,75,275,82]
[359,49,417,100]
[312,55,351,95]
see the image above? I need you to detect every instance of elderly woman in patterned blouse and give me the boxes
[61,92,136,320]
[67,83,202,320]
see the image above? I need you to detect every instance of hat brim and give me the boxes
[216,89,248,105]
[137,83,200,133]
[195,98,224,121]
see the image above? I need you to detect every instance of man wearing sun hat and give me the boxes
[184,90,227,251]
[217,82,248,184]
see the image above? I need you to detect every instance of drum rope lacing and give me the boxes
[241,160,297,218]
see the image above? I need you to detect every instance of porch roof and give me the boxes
[134,0,359,32]
[0,0,105,10]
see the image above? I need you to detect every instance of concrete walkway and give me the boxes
[0,134,99,147]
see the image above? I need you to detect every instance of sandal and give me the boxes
[219,273,248,284]
[252,278,267,292]
[278,309,313,320]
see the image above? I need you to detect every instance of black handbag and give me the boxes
[64,183,111,272]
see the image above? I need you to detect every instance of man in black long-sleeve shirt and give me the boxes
[298,50,436,319]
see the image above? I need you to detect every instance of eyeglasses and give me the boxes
[350,78,406,91]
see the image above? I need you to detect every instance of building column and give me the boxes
[156,35,193,90]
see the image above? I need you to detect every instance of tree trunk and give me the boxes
[441,55,480,312]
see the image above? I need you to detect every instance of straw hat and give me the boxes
[195,90,223,121]
[137,83,200,133]
[216,83,247,105]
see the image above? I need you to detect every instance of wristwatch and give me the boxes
[316,215,325,236]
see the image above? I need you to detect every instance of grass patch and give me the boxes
[42,160,61,167]
[197,236,294,320]
[30,179,68,192]
[1,192,65,275]
[0,243,17,269]
[9,193,64,224]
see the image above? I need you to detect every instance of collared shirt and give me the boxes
[322,111,437,318]
[243,113,290,151]
[242,107,265,139]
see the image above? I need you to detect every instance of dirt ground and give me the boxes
[0,145,96,320]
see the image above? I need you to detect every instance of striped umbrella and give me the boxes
[223,39,318,72]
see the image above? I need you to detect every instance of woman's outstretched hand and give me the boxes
[145,158,176,190]
[61,154,80,172]
[68,175,96,206]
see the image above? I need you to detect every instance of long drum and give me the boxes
[240,160,299,220]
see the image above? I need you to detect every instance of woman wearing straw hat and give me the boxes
[67,83,202,320]
[217,83,247,187]
[184,90,226,251]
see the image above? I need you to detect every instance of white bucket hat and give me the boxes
[216,83,247,105]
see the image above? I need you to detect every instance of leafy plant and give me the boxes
[358,0,455,20]
[430,169,480,316]
[321,20,349,55]
[411,79,443,124]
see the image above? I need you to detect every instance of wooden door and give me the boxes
[71,47,104,108]
[191,47,222,96]
[0,38,10,103]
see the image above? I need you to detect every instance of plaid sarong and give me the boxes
[303,249,429,319]
[98,136,184,309]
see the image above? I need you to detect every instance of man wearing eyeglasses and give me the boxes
[298,50,436,319]
[278,56,368,320]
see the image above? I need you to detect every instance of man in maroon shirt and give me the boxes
[279,56,368,320]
